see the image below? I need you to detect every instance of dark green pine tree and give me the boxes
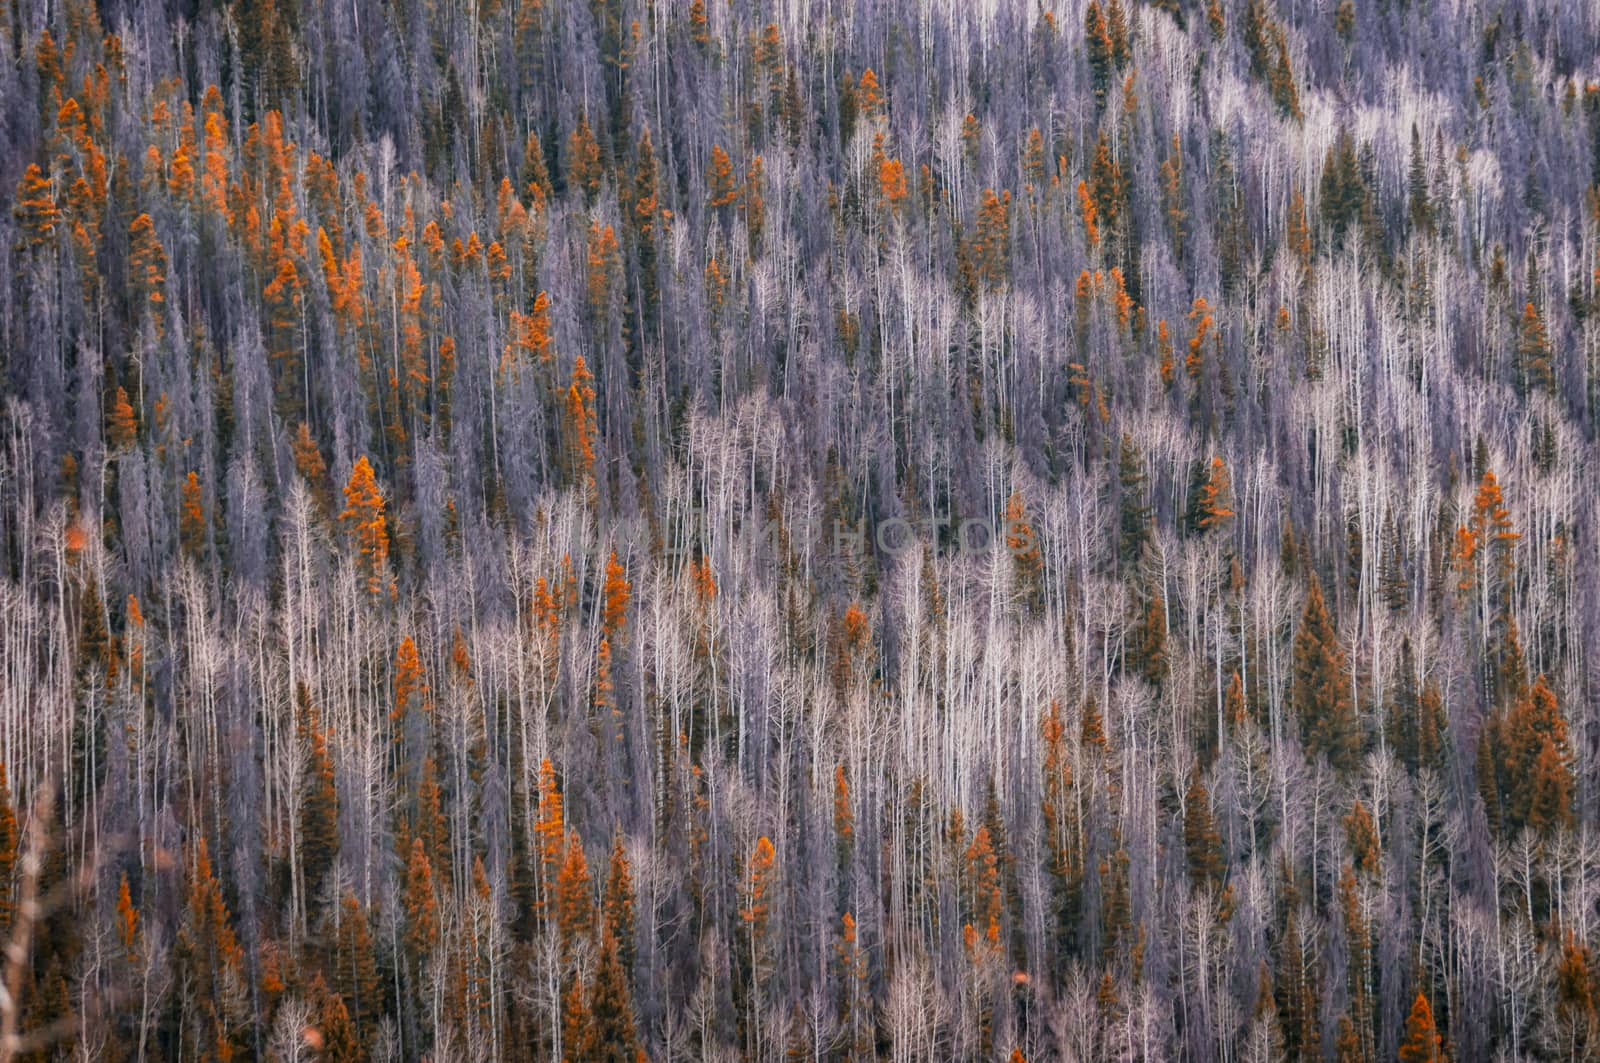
[1319,127,1365,245]
[1386,637,1420,769]
[587,928,640,1062]
[297,683,340,902]
[630,127,663,339]
[332,892,386,1050]
[1534,416,1559,475]
[602,832,637,977]
[1292,574,1360,774]
[1106,0,1131,72]
[1345,512,1362,598]
[1276,906,1320,1061]
[1477,719,1505,836]
[1135,594,1170,690]
[1151,0,1184,29]
[1493,611,1529,708]
[1280,515,1302,579]
[1355,142,1393,274]
[1213,135,1251,296]
[1380,515,1409,612]
[1407,124,1432,235]
[1085,3,1115,111]
[596,0,630,149]
[1098,842,1133,967]
[781,70,807,148]
[836,69,860,145]
[72,577,113,814]
[1415,677,1450,777]
[1242,1,1275,79]
[507,720,541,943]
[1183,773,1226,890]
[1116,434,1151,569]
[173,837,245,1060]
[1268,28,1302,120]
[1184,458,1211,537]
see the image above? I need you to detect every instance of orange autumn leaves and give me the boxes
[740,835,777,939]
[601,550,631,637]
[341,455,391,596]
[1453,468,1519,598]
[564,354,599,493]
[14,163,60,248]
[501,290,553,382]
[593,549,631,728]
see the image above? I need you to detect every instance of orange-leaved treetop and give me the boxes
[340,456,390,595]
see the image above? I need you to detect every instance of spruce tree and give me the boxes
[296,684,339,902]
[587,929,639,1062]
[332,892,385,1050]
[1292,575,1360,774]
[1116,434,1151,569]
[1556,932,1599,1058]
[1398,992,1444,1063]
[1136,594,1169,689]
[175,837,245,1060]
[602,832,636,976]
[1085,3,1114,110]
[402,837,439,977]
[1408,124,1432,233]
[1183,773,1225,889]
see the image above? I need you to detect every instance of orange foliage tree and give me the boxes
[1397,991,1444,1063]
[128,212,167,333]
[563,356,598,493]
[106,386,138,449]
[601,550,631,636]
[534,759,565,925]
[14,164,60,249]
[567,112,602,204]
[1196,456,1235,533]
[709,144,739,208]
[556,830,594,956]
[180,470,207,559]
[175,837,245,1059]
[741,835,777,944]
[340,456,390,595]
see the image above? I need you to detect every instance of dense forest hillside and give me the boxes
[3,0,1600,1058]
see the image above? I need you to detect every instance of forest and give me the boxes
[3,0,1600,1058]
